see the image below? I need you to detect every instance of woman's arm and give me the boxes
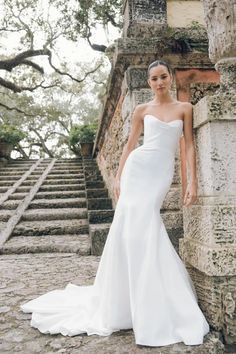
[114,105,144,200]
[182,102,198,206]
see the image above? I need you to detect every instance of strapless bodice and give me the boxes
[141,115,183,155]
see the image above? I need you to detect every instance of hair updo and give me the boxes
[147,60,173,77]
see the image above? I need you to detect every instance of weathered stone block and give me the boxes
[123,0,167,37]
[183,203,236,245]
[179,238,236,276]
[185,262,236,345]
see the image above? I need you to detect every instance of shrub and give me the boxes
[0,124,26,145]
[69,123,97,146]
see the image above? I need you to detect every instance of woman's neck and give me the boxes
[151,94,175,105]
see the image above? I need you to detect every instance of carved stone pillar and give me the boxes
[179,0,236,345]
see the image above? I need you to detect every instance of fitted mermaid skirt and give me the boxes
[20,115,210,346]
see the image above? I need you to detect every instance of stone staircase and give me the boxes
[0,158,114,256]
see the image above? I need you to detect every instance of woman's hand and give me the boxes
[113,177,121,201]
[183,181,197,207]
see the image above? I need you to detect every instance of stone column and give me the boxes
[179,0,236,345]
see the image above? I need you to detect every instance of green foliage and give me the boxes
[75,0,123,38]
[165,21,207,42]
[69,123,97,146]
[0,0,120,158]
[0,124,26,145]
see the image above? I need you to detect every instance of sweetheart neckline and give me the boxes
[144,114,183,125]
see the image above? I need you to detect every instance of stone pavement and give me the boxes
[0,253,225,354]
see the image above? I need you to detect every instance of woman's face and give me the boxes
[147,65,172,95]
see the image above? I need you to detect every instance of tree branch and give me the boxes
[0,76,61,93]
[104,10,121,28]
[0,48,51,72]
[30,128,54,158]
[21,60,44,73]
[57,119,70,133]
[0,101,34,116]
[87,36,107,53]
[15,143,29,159]
[47,51,103,82]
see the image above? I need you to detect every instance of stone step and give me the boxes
[5,190,87,201]
[0,168,33,172]
[28,169,45,173]
[0,171,27,176]
[22,208,87,221]
[48,169,84,174]
[86,181,104,189]
[6,165,34,169]
[85,175,103,182]
[8,193,28,200]
[54,160,82,163]
[22,176,42,181]
[44,174,84,180]
[0,234,90,255]
[84,166,100,171]
[15,186,32,192]
[12,219,89,236]
[0,180,20,186]
[83,159,97,164]
[0,187,8,193]
[83,165,99,169]
[0,200,19,209]
[83,163,99,167]
[19,180,39,186]
[0,176,23,181]
[86,188,108,198]
[0,221,7,231]
[53,164,83,168]
[51,168,83,172]
[87,198,113,210]
[34,190,86,199]
[88,209,114,223]
[39,184,85,192]
[42,178,85,185]
[8,160,37,164]
[0,210,13,221]
[89,223,111,256]
[28,197,87,209]
[6,163,35,167]
[0,197,87,210]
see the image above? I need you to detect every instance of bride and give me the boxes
[114,60,197,207]
[21,60,210,347]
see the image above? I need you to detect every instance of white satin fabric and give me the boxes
[21,115,210,346]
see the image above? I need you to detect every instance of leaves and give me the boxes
[0,124,26,144]
[0,0,121,158]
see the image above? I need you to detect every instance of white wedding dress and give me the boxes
[21,114,210,347]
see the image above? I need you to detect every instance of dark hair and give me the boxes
[147,60,173,77]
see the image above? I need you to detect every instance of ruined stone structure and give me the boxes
[93,0,235,349]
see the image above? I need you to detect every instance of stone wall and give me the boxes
[167,0,205,27]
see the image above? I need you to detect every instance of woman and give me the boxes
[114,60,197,207]
[21,60,210,347]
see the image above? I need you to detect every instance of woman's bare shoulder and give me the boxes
[132,103,149,121]
[133,102,150,113]
[177,101,193,110]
